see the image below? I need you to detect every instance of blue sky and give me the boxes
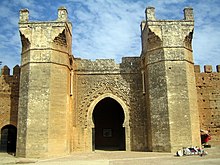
[0,0,220,71]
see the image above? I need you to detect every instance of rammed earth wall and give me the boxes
[195,65,220,145]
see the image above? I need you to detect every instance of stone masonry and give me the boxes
[195,65,220,145]
[17,7,73,158]
[141,7,200,152]
[72,57,145,152]
[0,66,20,130]
[0,66,20,152]
[0,6,219,158]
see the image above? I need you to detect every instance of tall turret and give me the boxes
[141,7,200,152]
[17,7,73,158]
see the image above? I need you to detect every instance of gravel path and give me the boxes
[1,146,220,165]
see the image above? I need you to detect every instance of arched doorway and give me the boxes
[93,97,125,150]
[0,125,17,153]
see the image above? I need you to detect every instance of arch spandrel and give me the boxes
[77,83,130,128]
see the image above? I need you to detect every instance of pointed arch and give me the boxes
[87,93,130,151]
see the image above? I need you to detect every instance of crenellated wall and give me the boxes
[0,6,220,159]
[1,63,220,152]
[0,65,20,130]
[195,65,220,145]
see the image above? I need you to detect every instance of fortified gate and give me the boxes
[1,6,220,158]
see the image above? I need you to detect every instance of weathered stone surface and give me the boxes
[0,66,20,129]
[16,7,72,158]
[141,7,200,152]
[0,66,20,153]
[0,6,219,158]
[195,65,220,145]
[73,57,145,151]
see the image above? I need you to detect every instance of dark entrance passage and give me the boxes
[0,125,17,153]
[93,97,125,150]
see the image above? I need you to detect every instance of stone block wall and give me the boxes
[0,6,220,159]
[16,7,73,158]
[0,65,20,129]
[0,65,20,152]
[73,57,146,151]
[195,65,220,145]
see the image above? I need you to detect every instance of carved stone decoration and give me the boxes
[2,6,218,158]
[77,78,130,128]
[147,29,162,51]
[53,30,67,46]
[184,31,193,50]
[20,31,30,52]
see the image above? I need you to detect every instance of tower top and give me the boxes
[19,9,29,23]
[57,6,68,22]
[184,7,194,20]
[19,7,69,23]
[145,6,156,21]
[144,6,194,21]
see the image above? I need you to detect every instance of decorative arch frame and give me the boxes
[87,93,130,151]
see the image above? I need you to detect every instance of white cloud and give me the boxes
[190,1,220,68]
[69,0,145,62]
[0,0,219,71]
[193,25,220,67]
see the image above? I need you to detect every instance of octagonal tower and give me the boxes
[141,7,200,152]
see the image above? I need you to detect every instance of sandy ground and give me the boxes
[1,146,220,165]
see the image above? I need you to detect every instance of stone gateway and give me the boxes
[0,7,220,158]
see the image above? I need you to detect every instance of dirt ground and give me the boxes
[1,146,220,165]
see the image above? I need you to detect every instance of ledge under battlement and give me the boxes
[74,57,141,73]
[194,65,220,73]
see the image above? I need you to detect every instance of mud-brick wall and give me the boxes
[195,65,220,145]
[0,65,20,129]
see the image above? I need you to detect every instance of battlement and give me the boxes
[19,6,68,23]
[145,6,194,21]
[194,65,220,73]
[0,65,20,76]
[141,7,194,63]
